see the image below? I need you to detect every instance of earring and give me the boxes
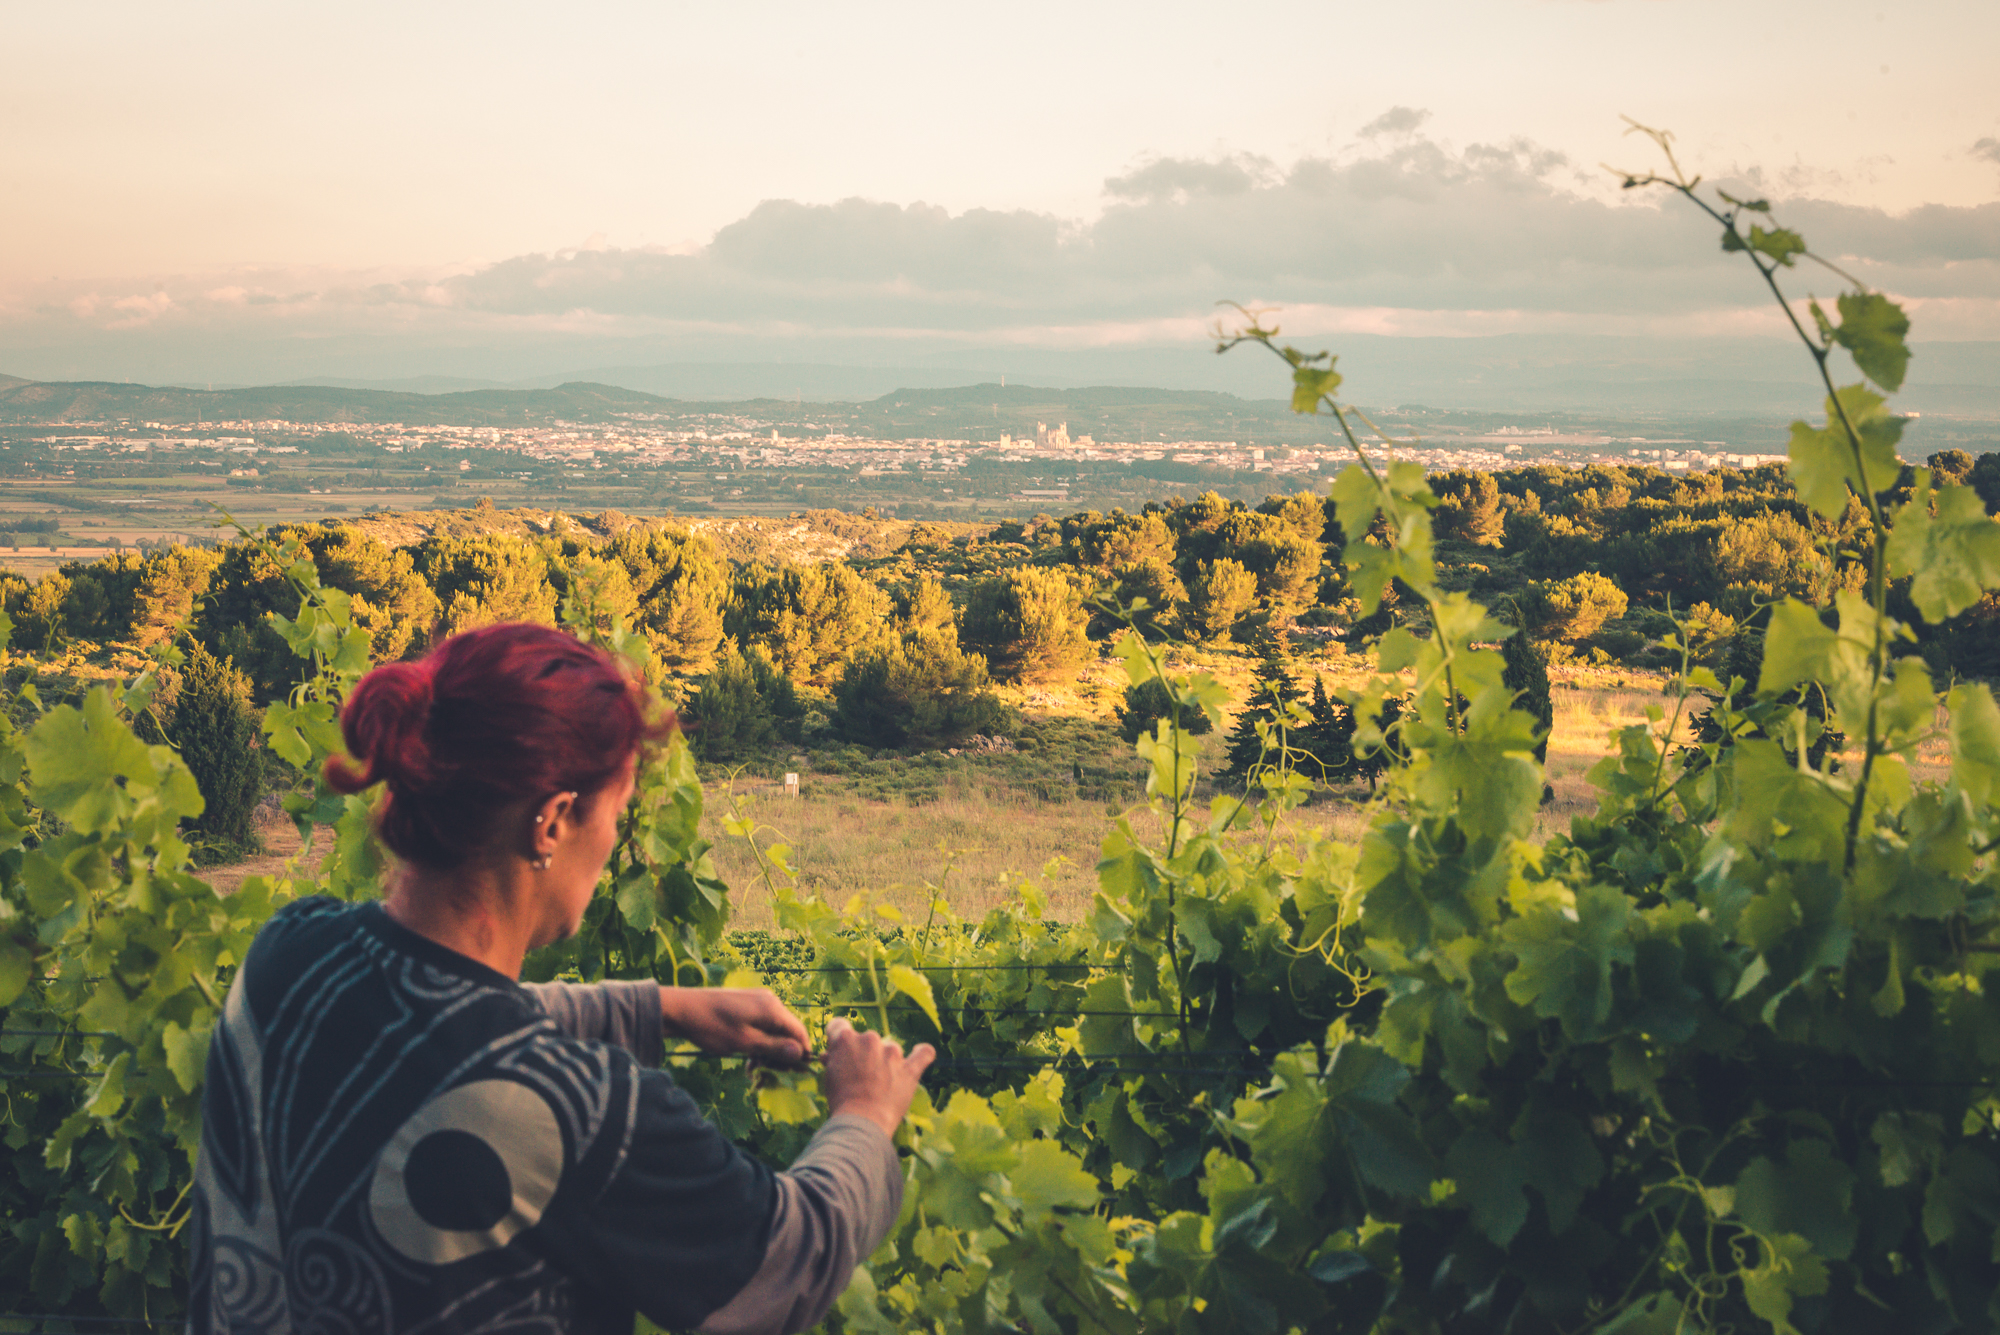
[533,854,553,870]
[533,814,545,824]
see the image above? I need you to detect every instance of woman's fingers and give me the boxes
[758,992,812,1049]
[821,1022,934,1137]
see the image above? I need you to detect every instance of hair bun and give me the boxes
[325,661,435,795]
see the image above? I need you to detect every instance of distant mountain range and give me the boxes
[3,343,1996,448]
[0,376,1283,431]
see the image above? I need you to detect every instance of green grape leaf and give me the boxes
[1009,1139,1101,1217]
[1833,290,1912,393]
[1291,362,1342,414]
[84,1050,132,1119]
[1872,1112,1945,1189]
[1787,385,1906,520]
[614,869,657,933]
[330,625,373,677]
[910,1224,958,1268]
[1500,884,1635,1039]
[992,1070,1065,1141]
[1514,1107,1604,1234]
[1239,1060,1331,1209]
[1739,1232,1828,1334]
[1319,1043,1433,1198]
[262,701,314,769]
[25,690,158,834]
[887,964,941,1030]
[1757,600,1840,698]
[0,937,30,1007]
[1116,631,1153,686]
[1886,479,2000,622]
[161,1020,208,1095]
[756,1074,822,1125]
[1923,1146,2000,1246]
[1949,682,2000,803]
[61,1212,102,1268]
[1734,1140,1857,1260]
[1446,1128,1529,1245]
[1746,225,1806,267]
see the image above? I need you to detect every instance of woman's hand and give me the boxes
[659,986,812,1066]
[821,1017,934,1139]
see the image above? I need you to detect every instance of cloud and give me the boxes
[1105,154,1279,204]
[7,121,1998,382]
[1976,136,2000,167]
[1360,106,1432,139]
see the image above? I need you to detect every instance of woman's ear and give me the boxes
[528,790,578,862]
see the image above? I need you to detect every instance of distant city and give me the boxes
[8,410,1790,505]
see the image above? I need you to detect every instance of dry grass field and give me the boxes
[708,670,1721,929]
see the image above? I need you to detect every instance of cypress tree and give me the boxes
[1223,634,1303,782]
[1502,624,1554,767]
[1688,626,1844,771]
[171,644,266,863]
[1116,677,1214,744]
[1301,674,1356,781]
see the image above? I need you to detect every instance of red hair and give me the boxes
[326,623,671,870]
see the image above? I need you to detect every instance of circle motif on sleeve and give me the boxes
[367,1079,563,1265]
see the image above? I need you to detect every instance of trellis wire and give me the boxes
[752,962,1097,974]
[0,1318,173,1330]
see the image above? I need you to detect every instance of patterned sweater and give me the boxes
[187,896,899,1335]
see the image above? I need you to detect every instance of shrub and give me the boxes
[1433,469,1506,546]
[684,642,805,761]
[830,633,1012,750]
[1299,674,1356,780]
[1525,570,1629,643]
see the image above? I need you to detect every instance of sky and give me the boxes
[3,0,1997,393]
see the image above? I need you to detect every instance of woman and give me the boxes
[188,624,931,1335]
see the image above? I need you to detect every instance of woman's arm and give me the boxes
[524,982,811,1067]
[696,1020,934,1335]
[694,1116,901,1335]
[521,979,664,1063]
